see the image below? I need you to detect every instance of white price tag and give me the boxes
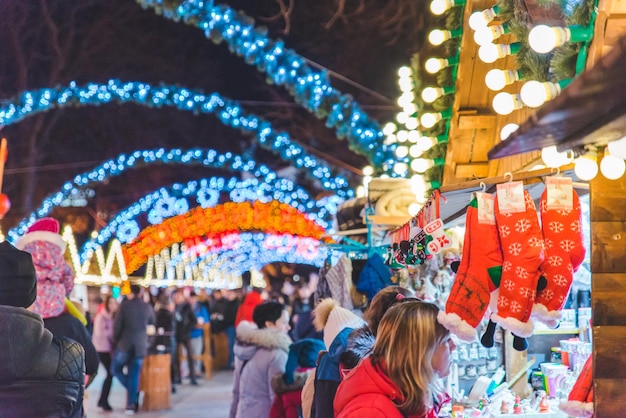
[476,192,496,225]
[496,181,525,214]
[545,176,573,211]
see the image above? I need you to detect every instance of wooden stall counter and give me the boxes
[139,353,171,411]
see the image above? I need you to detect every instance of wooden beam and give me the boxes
[594,378,626,416]
[457,114,497,131]
[454,162,490,178]
[592,273,626,325]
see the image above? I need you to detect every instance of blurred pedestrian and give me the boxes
[92,295,119,411]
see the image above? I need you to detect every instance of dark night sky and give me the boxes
[0,0,428,232]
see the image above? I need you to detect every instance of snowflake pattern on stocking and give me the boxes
[499,225,511,238]
[548,255,563,267]
[543,289,554,301]
[553,274,569,287]
[503,280,516,291]
[503,261,513,272]
[557,209,571,216]
[515,218,532,233]
[510,301,522,313]
[549,221,564,233]
[560,239,576,252]
[528,236,544,248]
[519,287,534,298]
[508,242,522,256]
[544,237,554,249]
[515,266,529,280]
[570,219,581,233]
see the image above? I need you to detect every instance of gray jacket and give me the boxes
[229,321,292,418]
[113,296,155,356]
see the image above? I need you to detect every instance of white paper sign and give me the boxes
[545,176,573,211]
[476,192,496,225]
[497,181,525,214]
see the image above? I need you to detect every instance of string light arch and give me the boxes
[0,81,354,199]
[7,147,344,244]
[136,0,399,171]
[80,176,341,263]
[122,200,330,274]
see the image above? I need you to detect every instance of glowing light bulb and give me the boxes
[362,165,374,176]
[429,29,448,46]
[408,203,421,217]
[473,25,507,46]
[383,122,397,136]
[528,25,568,54]
[420,113,441,128]
[412,159,432,173]
[424,56,458,74]
[422,87,444,103]
[492,92,523,115]
[393,162,409,175]
[485,69,519,91]
[397,130,410,142]
[398,66,412,78]
[607,136,626,159]
[396,112,409,124]
[574,154,598,181]
[409,144,423,158]
[478,43,519,64]
[395,145,409,158]
[500,123,519,140]
[520,81,561,108]
[600,153,626,180]
[541,146,573,168]
[405,118,419,130]
[430,0,458,15]
[399,77,414,92]
[469,6,499,30]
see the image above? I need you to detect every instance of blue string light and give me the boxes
[7,147,343,244]
[136,0,399,171]
[79,176,341,263]
[0,81,353,196]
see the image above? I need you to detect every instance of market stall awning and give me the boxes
[488,34,626,159]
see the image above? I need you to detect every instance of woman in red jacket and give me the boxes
[334,300,455,418]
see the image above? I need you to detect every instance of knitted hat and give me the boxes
[15,217,66,252]
[0,241,37,308]
[282,338,326,384]
[313,298,366,349]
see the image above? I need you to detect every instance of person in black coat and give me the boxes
[153,291,178,392]
[0,241,85,418]
[172,289,198,385]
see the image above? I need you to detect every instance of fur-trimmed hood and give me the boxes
[235,320,292,354]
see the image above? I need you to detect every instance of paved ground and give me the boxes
[86,365,234,418]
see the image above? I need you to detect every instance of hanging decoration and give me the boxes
[0,81,353,199]
[7,147,343,244]
[80,176,341,263]
[136,0,398,171]
[122,200,330,274]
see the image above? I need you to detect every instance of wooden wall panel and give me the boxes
[590,221,626,272]
[593,327,626,378]
[594,378,626,416]
[593,273,626,325]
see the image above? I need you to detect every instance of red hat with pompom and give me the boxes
[15,217,67,252]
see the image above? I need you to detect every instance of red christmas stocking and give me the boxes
[439,198,502,342]
[492,190,544,337]
[559,355,594,417]
[534,189,586,327]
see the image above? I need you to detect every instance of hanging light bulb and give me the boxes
[396,112,409,124]
[541,145,573,167]
[478,42,520,63]
[485,69,520,91]
[528,25,594,54]
[420,109,452,128]
[405,118,419,130]
[399,77,414,92]
[600,152,626,180]
[408,203,421,217]
[408,130,421,143]
[607,136,626,159]
[395,145,409,158]
[492,92,523,115]
[425,55,459,74]
[469,6,500,30]
[409,144,423,158]
[520,79,571,108]
[500,123,520,140]
[473,24,509,46]
[398,66,412,78]
[393,162,409,176]
[430,0,465,15]
[411,158,446,174]
[383,122,397,136]
[428,28,462,46]
[397,92,414,108]
[418,135,449,152]
[356,185,366,198]
[421,86,455,103]
[362,165,374,176]
[397,130,410,143]
[574,152,599,181]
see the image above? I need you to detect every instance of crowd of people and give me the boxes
[0,217,459,418]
